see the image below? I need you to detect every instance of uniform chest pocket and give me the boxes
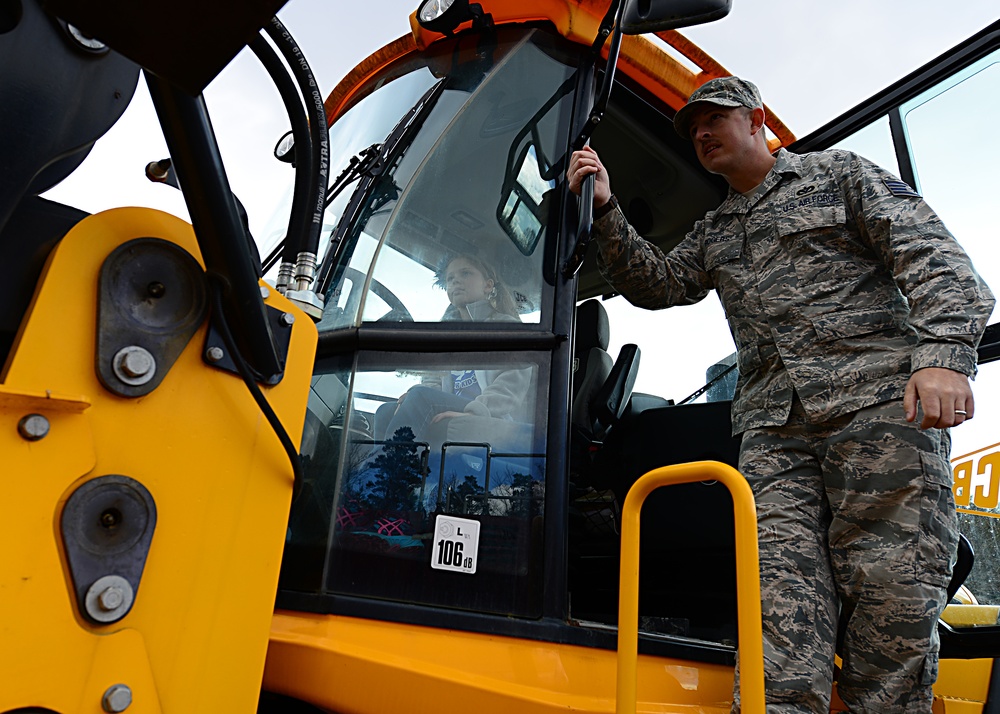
[774,204,846,239]
[774,204,860,287]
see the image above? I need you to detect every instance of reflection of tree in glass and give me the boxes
[454,476,485,515]
[340,437,376,505]
[364,426,422,511]
[443,465,543,517]
[507,472,541,518]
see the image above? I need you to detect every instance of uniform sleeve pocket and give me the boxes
[736,343,761,373]
[705,240,742,271]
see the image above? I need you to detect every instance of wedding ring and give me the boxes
[955,410,968,416]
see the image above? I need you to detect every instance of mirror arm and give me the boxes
[562,1,625,278]
[572,0,626,151]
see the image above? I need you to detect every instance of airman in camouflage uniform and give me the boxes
[567,76,994,713]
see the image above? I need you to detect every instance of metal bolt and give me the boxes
[119,350,153,379]
[260,285,270,300]
[84,575,134,623]
[98,586,125,611]
[18,414,50,441]
[112,346,156,386]
[205,346,225,363]
[147,281,166,298]
[281,312,295,327]
[102,683,132,712]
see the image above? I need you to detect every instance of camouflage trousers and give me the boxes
[731,398,957,714]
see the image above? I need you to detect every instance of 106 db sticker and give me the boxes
[431,515,480,574]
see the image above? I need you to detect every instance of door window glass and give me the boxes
[900,52,1000,328]
[282,351,549,618]
[830,115,899,178]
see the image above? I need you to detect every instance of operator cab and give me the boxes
[273,21,742,650]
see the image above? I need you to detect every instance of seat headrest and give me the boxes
[576,299,610,352]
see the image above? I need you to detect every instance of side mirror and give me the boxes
[497,143,555,256]
[621,0,732,35]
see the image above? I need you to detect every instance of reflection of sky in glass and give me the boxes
[262,69,439,266]
[352,232,450,323]
[831,115,899,177]
[517,145,555,204]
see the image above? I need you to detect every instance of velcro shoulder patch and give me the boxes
[883,177,921,198]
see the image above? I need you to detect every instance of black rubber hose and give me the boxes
[264,16,329,263]
[249,33,312,272]
[210,277,303,496]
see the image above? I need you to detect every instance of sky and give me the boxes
[41,1,1000,456]
[44,1,999,239]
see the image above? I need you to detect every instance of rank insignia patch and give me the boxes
[883,178,921,198]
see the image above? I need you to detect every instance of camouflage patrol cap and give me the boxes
[673,76,763,139]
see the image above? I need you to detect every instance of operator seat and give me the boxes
[571,299,614,437]
[571,300,640,485]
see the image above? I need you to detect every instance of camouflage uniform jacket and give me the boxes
[595,148,995,434]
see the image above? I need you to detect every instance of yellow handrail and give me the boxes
[616,460,764,714]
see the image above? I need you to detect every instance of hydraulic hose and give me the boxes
[264,16,329,263]
[249,33,312,274]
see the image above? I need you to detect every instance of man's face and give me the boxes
[687,104,756,177]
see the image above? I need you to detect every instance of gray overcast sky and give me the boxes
[44,1,999,240]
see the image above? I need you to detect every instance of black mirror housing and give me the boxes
[620,0,732,35]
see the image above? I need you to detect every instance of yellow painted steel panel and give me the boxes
[0,208,316,713]
[266,612,736,713]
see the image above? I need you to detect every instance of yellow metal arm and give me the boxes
[617,460,764,714]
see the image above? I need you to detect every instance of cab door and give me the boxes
[793,20,1000,661]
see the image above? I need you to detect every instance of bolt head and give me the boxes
[102,684,132,712]
[120,350,154,378]
[260,285,270,300]
[98,586,125,611]
[18,414,50,441]
[112,346,156,386]
[84,575,134,623]
[281,312,296,326]
[205,346,225,363]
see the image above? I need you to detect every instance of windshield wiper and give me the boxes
[316,78,448,292]
[324,143,383,208]
[265,79,449,277]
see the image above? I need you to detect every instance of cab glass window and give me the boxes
[282,351,548,617]
[316,28,578,330]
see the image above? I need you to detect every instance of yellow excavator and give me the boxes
[3,1,1000,712]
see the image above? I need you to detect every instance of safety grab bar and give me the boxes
[617,460,764,714]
